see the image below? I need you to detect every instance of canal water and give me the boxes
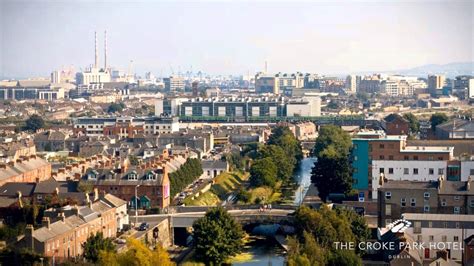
[231,157,316,265]
[293,157,317,205]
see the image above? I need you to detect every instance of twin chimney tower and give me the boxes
[94,30,108,71]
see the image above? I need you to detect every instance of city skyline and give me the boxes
[1,0,473,78]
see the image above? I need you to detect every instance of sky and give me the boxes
[0,0,473,78]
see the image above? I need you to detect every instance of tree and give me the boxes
[24,114,44,132]
[249,157,278,187]
[77,180,94,193]
[311,153,353,201]
[403,113,420,135]
[107,102,126,113]
[430,113,448,131]
[289,206,363,266]
[258,145,294,181]
[268,126,303,162]
[82,232,115,263]
[313,125,352,157]
[128,155,140,166]
[327,100,340,109]
[192,207,244,264]
[312,126,353,201]
[98,238,174,266]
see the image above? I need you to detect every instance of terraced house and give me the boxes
[19,192,122,262]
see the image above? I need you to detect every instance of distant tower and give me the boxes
[94,31,99,69]
[192,81,199,97]
[104,30,107,71]
[264,60,268,74]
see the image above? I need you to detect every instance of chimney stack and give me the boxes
[42,217,51,229]
[104,30,107,70]
[94,31,99,69]
[94,188,99,202]
[25,224,34,250]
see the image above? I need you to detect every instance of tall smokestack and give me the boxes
[94,31,99,69]
[264,60,268,74]
[104,30,107,71]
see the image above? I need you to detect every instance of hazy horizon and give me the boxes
[1,0,473,78]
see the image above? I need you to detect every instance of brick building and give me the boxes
[20,193,121,262]
[378,177,474,227]
[383,113,410,135]
[352,131,453,200]
[0,155,51,186]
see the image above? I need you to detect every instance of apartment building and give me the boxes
[352,131,453,200]
[73,116,179,138]
[377,177,474,227]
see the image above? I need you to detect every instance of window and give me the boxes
[442,235,447,242]
[385,192,392,200]
[429,235,434,241]
[454,196,460,201]
[389,155,394,160]
[401,198,406,207]
[428,156,433,161]
[424,192,430,199]
[353,144,358,149]
[353,156,358,161]
[429,168,434,175]
[389,168,394,174]
[385,204,392,215]
[379,155,385,160]
[424,205,430,212]
[470,169,474,175]
[455,222,460,229]
[404,155,409,160]
[438,168,444,175]
[454,236,459,242]
[417,235,423,242]
[413,168,419,175]
[380,168,385,174]
[454,207,460,214]
[413,155,418,160]
[410,198,416,207]
[380,144,385,149]
[428,221,432,228]
[470,199,474,208]
[404,168,409,175]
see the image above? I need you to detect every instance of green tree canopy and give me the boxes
[258,144,294,182]
[430,112,448,130]
[82,232,115,263]
[313,125,352,157]
[107,102,126,113]
[24,114,45,132]
[288,206,364,266]
[192,207,244,264]
[249,157,278,187]
[268,126,303,162]
[311,155,353,201]
[403,113,420,135]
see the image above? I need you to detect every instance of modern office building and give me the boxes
[345,75,359,93]
[255,73,280,94]
[72,116,179,138]
[161,96,321,119]
[163,76,185,92]
[0,87,65,100]
[428,75,446,96]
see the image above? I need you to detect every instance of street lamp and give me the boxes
[135,184,140,227]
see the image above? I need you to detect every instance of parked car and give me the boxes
[138,222,149,231]
[115,238,127,244]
